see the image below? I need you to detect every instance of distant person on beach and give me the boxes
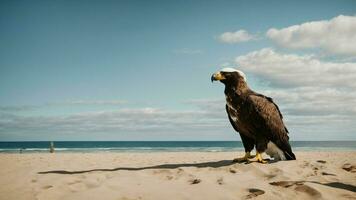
[50,142,54,153]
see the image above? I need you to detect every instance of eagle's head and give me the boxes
[211,68,247,86]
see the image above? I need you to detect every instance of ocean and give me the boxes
[0,141,355,153]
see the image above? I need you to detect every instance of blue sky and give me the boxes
[1,0,356,141]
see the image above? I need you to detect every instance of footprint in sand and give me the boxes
[269,181,304,188]
[67,180,82,185]
[265,168,283,179]
[294,185,322,198]
[217,177,224,185]
[342,163,356,173]
[270,181,321,198]
[189,178,201,184]
[152,169,170,175]
[312,167,319,176]
[68,181,86,192]
[175,168,191,180]
[342,194,356,199]
[176,168,184,174]
[301,161,310,168]
[321,172,336,176]
[152,169,178,181]
[244,188,265,199]
[42,185,53,190]
[166,175,174,180]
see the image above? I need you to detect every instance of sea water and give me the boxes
[0,141,355,153]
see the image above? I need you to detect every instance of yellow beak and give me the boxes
[211,72,225,82]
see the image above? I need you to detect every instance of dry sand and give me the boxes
[0,152,355,200]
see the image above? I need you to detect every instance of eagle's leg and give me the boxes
[233,152,255,162]
[255,136,268,163]
[233,134,255,162]
[256,152,267,164]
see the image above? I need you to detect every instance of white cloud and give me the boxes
[0,106,230,137]
[183,99,224,111]
[49,100,127,106]
[263,87,356,117]
[0,98,233,140]
[266,15,356,56]
[218,30,256,44]
[0,100,127,112]
[236,48,356,88]
[1,92,355,140]
[0,105,38,112]
[233,48,356,140]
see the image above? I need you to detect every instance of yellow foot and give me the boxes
[233,152,255,163]
[256,152,267,164]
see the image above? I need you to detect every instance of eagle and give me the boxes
[211,68,296,163]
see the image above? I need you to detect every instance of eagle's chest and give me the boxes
[226,96,240,118]
[225,95,249,123]
[226,95,253,136]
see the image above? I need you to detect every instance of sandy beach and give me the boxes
[0,151,355,200]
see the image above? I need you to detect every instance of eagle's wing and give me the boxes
[247,94,295,160]
[226,105,255,152]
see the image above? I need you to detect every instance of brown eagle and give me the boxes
[211,68,296,163]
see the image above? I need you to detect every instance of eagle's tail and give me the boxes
[284,150,296,160]
[266,141,296,160]
[272,139,296,160]
[276,133,296,160]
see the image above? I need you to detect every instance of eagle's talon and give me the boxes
[256,152,268,164]
[257,159,268,164]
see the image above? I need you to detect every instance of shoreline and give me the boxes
[1,141,355,154]
[1,148,356,154]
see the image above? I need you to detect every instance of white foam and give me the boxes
[220,68,247,81]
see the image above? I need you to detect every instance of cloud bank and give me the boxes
[233,48,356,139]
[236,48,356,88]
[266,15,356,56]
[0,104,232,140]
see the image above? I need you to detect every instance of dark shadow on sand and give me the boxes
[310,181,356,193]
[38,159,237,174]
[270,180,356,193]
